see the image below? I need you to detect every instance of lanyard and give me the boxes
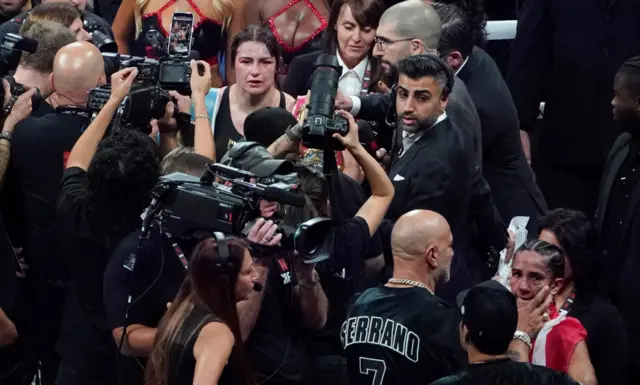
[165,232,188,270]
[359,59,372,97]
[560,289,576,314]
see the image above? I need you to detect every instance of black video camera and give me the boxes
[302,54,349,150]
[103,53,193,92]
[0,33,38,117]
[86,83,170,133]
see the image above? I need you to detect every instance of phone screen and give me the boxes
[168,12,194,57]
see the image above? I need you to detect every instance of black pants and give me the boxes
[308,355,349,385]
[55,361,112,385]
[533,164,603,218]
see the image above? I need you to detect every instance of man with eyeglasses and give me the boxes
[335,0,508,302]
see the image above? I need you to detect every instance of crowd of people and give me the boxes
[0,0,639,385]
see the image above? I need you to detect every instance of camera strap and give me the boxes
[359,60,372,97]
[164,232,188,270]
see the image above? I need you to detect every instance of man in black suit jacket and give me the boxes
[596,57,640,384]
[335,1,507,269]
[435,2,547,233]
[508,0,640,217]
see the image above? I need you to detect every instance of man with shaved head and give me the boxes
[0,40,107,385]
[342,209,466,385]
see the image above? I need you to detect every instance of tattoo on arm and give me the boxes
[267,134,294,158]
[506,349,524,361]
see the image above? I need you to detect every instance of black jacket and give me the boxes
[507,0,640,168]
[460,46,547,232]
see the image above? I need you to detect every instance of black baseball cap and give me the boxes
[456,280,518,355]
[244,107,298,148]
[220,142,294,178]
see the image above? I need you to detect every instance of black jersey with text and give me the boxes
[342,285,466,385]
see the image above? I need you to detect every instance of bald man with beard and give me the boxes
[342,210,466,385]
[0,41,107,385]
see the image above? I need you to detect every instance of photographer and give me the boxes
[0,0,112,44]
[11,20,77,116]
[55,65,161,385]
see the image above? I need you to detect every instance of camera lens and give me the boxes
[308,54,341,119]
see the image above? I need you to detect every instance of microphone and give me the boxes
[253,282,263,292]
[261,186,306,207]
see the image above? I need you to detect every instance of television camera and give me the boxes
[144,163,334,262]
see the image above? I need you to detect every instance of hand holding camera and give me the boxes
[247,218,282,247]
[333,111,360,151]
[5,88,35,127]
[109,67,139,103]
[189,60,211,98]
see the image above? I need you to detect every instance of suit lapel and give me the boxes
[596,136,630,231]
[388,119,448,177]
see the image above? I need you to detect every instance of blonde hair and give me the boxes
[134,0,235,38]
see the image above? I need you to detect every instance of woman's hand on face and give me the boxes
[516,285,552,338]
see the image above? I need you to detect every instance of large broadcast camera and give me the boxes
[0,33,38,116]
[302,54,350,150]
[145,163,334,262]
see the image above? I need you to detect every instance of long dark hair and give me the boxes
[146,237,254,385]
[230,25,281,71]
[321,0,384,88]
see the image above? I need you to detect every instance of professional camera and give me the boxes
[145,163,333,262]
[83,19,116,53]
[0,33,37,116]
[301,54,349,150]
[102,53,193,92]
[86,84,170,132]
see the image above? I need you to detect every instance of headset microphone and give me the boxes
[253,282,263,292]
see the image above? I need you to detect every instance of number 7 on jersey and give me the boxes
[359,357,387,385]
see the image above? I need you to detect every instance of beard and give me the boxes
[615,108,640,137]
[381,60,398,84]
[397,113,439,134]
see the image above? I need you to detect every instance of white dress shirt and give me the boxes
[337,51,369,97]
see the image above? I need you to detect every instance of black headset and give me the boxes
[212,231,235,274]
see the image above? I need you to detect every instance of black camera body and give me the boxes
[302,54,349,150]
[104,53,192,92]
[0,33,37,117]
[86,84,170,132]
[83,19,116,53]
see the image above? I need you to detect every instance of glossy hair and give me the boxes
[146,237,254,385]
[322,0,385,54]
[397,54,451,98]
[432,2,474,59]
[134,0,234,38]
[85,129,160,238]
[18,21,76,73]
[538,209,604,295]
[20,2,83,34]
[435,0,487,47]
[160,147,212,176]
[516,239,565,279]
[230,25,281,70]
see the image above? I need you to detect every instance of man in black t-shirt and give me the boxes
[343,210,466,385]
[430,280,579,385]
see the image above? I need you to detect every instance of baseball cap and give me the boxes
[456,280,518,355]
[244,107,298,148]
[220,141,294,178]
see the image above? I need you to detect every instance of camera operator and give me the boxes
[11,20,77,116]
[0,0,112,45]
[54,65,162,385]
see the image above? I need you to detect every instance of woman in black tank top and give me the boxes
[214,25,296,161]
[146,237,258,385]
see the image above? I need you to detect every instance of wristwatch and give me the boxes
[298,269,320,289]
[0,132,12,143]
[513,330,532,350]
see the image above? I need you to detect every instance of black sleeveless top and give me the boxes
[132,0,227,74]
[214,87,286,161]
[167,306,230,385]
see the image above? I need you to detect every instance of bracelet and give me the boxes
[0,132,12,143]
[512,330,532,350]
[193,114,208,121]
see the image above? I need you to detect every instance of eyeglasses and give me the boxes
[374,36,414,51]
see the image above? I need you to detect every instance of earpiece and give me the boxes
[212,232,234,274]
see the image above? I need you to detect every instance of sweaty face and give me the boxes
[69,18,91,41]
[234,41,277,96]
[234,249,257,301]
[612,72,640,136]
[510,250,556,301]
[336,5,375,67]
[372,21,411,79]
[395,74,446,133]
